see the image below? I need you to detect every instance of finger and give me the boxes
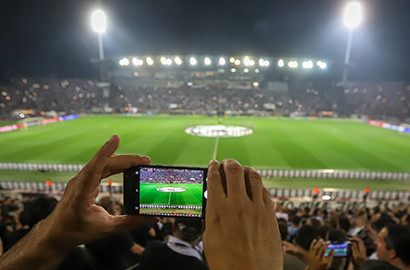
[111,215,158,233]
[309,238,318,253]
[244,166,264,204]
[102,155,151,178]
[318,242,329,258]
[78,135,120,193]
[207,160,226,202]
[222,159,247,199]
[313,238,322,254]
[262,187,273,206]
[327,249,335,262]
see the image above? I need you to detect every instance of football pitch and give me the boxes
[0,115,409,190]
[140,183,203,206]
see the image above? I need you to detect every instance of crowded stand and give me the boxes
[1,77,409,123]
[140,168,204,184]
[1,192,409,269]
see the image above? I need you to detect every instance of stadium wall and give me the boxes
[1,162,409,180]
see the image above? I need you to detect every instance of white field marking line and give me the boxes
[168,190,172,205]
[212,136,220,160]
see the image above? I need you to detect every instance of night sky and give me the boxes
[1,0,409,80]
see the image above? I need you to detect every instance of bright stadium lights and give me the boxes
[146,57,154,65]
[317,60,327,69]
[344,2,362,28]
[160,57,167,65]
[253,82,259,87]
[255,68,260,73]
[204,57,212,66]
[278,59,285,67]
[91,10,107,61]
[132,57,143,66]
[160,57,171,65]
[91,10,107,33]
[230,68,236,73]
[259,58,270,67]
[288,61,298,68]
[342,2,362,82]
[119,58,129,66]
[302,60,314,69]
[229,57,235,63]
[244,68,249,73]
[244,56,255,66]
[174,56,182,65]
[218,57,226,66]
[234,59,241,66]
[190,57,197,66]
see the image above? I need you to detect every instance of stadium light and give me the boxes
[230,68,236,73]
[344,2,362,28]
[288,61,298,68]
[91,10,107,61]
[302,60,314,69]
[218,57,226,66]
[119,58,129,66]
[234,59,241,66]
[174,56,182,65]
[244,56,255,66]
[259,58,270,67]
[146,57,154,66]
[244,68,249,73]
[190,57,197,66]
[229,57,235,63]
[204,57,212,66]
[278,59,285,67]
[317,61,327,69]
[342,2,362,82]
[132,57,143,66]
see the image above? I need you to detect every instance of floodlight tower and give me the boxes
[91,10,107,61]
[342,2,362,83]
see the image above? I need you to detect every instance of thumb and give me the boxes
[111,215,158,233]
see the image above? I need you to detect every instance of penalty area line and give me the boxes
[212,136,220,160]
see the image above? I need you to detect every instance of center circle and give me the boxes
[185,125,253,138]
[156,187,186,192]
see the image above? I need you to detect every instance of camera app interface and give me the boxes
[138,167,205,217]
[325,243,349,257]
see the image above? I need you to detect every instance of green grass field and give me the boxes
[140,183,203,216]
[140,183,203,206]
[0,115,409,190]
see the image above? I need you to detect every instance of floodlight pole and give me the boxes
[342,28,354,83]
[97,32,104,61]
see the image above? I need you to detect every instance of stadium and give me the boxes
[1,1,410,269]
[1,55,409,198]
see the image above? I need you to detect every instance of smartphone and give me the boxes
[123,165,208,218]
[325,242,351,258]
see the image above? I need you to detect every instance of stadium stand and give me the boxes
[1,78,409,122]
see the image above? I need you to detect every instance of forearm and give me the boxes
[0,219,72,270]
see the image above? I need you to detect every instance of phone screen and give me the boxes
[325,242,350,257]
[124,165,207,218]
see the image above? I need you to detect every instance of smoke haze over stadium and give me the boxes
[1,0,410,80]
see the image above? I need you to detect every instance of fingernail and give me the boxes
[209,159,217,166]
[141,156,151,161]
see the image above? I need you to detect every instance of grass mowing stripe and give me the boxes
[305,121,406,171]
[265,120,328,169]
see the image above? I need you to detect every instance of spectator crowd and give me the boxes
[1,192,409,269]
[1,77,409,123]
[140,168,204,184]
